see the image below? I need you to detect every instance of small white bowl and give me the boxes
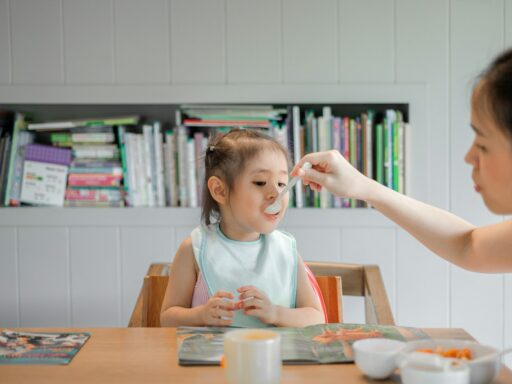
[399,351,470,384]
[353,338,405,379]
[400,339,500,384]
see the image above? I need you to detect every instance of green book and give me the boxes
[117,126,129,203]
[375,123,384,185]
[349,119,357,208]
[393,120,400,192]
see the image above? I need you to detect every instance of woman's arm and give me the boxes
[293,150,512,273]
[160,237,235,327]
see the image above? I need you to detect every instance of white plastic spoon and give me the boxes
[264,162,312,214]
[470,347,512,364]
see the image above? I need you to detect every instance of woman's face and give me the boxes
[465,83,512,214]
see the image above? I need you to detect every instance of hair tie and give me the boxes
[208,145,215,152]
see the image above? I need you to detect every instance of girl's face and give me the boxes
[465,83,512,214]
[220,148,289,241]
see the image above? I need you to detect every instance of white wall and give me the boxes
[0,0,511,367]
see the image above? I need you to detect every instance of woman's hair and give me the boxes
[477,47,512,139]
[201,128,289,225]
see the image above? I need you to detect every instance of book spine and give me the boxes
[4,113,24,206]
[143,125,156,207]
[366,110,374,181]
[177,126,188,207]
[153,122,166,207]
[349,119,357,208]
[332,117,342,208]
[385,110,396,190]
[375,123,384,185]
[135,134,148,206]
[186,138,197,208]
[393,119,400,192]
[292,106,303,208]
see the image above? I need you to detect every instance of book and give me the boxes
[27,115,139,131]
[177,323,429,366]
[0,330,90,365]
[20,144,72,207]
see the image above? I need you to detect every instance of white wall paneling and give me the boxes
[63,0,114,84]
[18,227,69,327]
[0,0,10,84]
[114,0,170,83]
[120,227,175,325]
[395,228,450,328]
[338,0,394,83]
[0,228,18,325]
[396,0,449,210]
[10,0,63,84]
[505,274,512,367]
[507,0,512,47]
[170,0,225,83]
[0,0,511,366]
[226,0,281,83]
[282,0,337,83]
[69,227,120,327]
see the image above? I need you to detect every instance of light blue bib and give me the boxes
[191,224,297,328]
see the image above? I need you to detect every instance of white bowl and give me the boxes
[353,338,405,379]
[399,351,470,384]
[400,339,500,384]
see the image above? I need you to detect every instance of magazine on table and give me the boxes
[177,323,429,366]
[0,330,90,365]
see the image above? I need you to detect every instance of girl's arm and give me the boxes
[273,256,325,327]
[293,150,512,273]
[239,256,324,327]
[160,237,235,327]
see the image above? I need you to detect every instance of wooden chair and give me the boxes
[129,262,342,327]
[129,261,394,327]
[128,263,342,327]
[306,262,395,325]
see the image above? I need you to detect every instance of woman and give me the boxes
[292,48,512,273]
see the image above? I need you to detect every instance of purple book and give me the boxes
[24,144,72,166]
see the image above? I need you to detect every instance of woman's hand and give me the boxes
[199,290,236,326]
[291,150,369,199]
[237,286,277,325]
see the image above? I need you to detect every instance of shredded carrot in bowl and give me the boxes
[416,347,473,360]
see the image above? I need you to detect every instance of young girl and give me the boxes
[160,129,324,328]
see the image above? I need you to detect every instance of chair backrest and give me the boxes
[306,261,395,325]
[128,263,344,327]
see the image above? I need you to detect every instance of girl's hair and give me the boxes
[201,128,289,225]
[478,48,512,139]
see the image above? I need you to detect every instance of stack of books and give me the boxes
[65,126,123,207]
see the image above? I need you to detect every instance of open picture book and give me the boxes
[177,323,429,366]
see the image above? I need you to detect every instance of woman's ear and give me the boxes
[208,176,227,205]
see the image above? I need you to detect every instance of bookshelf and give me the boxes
[1,100,410,207]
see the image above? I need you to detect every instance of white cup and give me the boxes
[223,329,281,384]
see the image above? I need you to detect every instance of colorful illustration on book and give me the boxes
[177,323,429,366]
[0,330,90,365]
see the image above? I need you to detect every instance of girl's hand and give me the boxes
[237,286,277,325]
[291,150,369,199]
[200,290,236,326]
